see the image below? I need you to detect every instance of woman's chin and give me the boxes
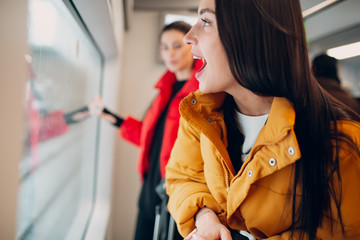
[164,63,176,72]
[199,84,211,94]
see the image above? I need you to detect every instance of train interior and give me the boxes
[1,0,359,239]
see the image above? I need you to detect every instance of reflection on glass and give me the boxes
[29,1,57,47]
[17,0,103,239]
[165,13,197,26]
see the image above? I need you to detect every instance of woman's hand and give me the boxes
[88,94,104,116]
[88,94,120,125]
[185,208,232,240]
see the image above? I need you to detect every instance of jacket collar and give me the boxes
[180,90,226,120]
[257,97,296,143]
[181,90,302,183]
[181,90,297,144]
[244,97,301,175]
[154,59,203,92]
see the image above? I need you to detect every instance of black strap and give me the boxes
[229,229,255,240]
[64,106,89,125]
[102,107,123,128]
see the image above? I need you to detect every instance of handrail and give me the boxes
[303,0,345,19]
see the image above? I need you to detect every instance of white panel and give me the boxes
[111,10,167,239]
[0,1,28,239]
[305,0,360,42]
[72,0,118,59]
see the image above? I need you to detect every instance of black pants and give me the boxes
[134,209,154,240]
[134,208,183,240]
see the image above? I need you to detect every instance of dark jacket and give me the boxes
[317,77,360,115]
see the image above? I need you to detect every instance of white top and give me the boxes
[234,110,269,161]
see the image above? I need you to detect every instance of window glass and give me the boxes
[17,0,102,239]
[164,13,197,26]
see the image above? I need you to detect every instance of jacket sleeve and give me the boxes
[265,123,360,240]
[165,117,223,238]
[39,111,69,142]
[119,116,142,146]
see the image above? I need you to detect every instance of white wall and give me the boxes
[110,10,166,240]
[0,1,28,239]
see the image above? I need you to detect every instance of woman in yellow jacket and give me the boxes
[165,0,360,240]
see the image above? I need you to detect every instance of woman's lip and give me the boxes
[195,59,207,79]
[191,52,203,59]
[191,52,206,79]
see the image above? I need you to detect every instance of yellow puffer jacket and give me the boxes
[166,90,360,239]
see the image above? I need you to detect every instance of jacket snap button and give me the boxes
[288,147,295,156]
[269,158,276,166]
[191,99,197,105]
[227,187,230,192]
[248,170,253,177]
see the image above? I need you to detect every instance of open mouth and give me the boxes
[195,58,207,79]
[198,58,207,71]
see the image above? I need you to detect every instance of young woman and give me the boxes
[90,21,201,239]
[165,1,360,240]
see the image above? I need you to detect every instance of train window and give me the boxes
[17,0,103,239]
[164,13,197,26]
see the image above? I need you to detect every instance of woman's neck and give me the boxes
[231,88,273,116]
[174,68,192,81]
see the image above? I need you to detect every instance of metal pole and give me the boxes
[167,216,175,240]
[153,205,161,240]
[303,0,345,19]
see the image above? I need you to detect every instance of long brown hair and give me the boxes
[216,0,359,239]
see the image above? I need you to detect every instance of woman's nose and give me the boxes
[169,48,175,56]
[184,29,195,45]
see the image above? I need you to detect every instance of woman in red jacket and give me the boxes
[90,21,202,239]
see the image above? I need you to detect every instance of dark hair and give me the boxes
[312,53,340,83]
[216,0,359,239]
[160,21,192,36]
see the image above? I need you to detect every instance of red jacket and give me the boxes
[27,84,69,173]
[119,59,202,180]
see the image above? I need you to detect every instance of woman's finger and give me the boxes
[184,228,198,240]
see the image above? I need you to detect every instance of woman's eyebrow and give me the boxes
[199,8,216,15]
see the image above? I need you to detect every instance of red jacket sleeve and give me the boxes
[119,116,142,146]
[39,110,69,142]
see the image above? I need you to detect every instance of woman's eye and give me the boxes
[174,44,182,49]
[201,18,210,26]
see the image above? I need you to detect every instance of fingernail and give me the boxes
[189,228,197,235]
[184,228,197,240]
